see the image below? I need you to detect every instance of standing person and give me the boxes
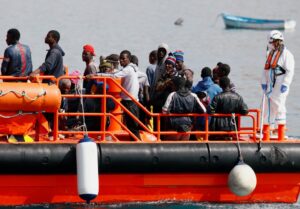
[82,44,97,89]
[162,76,206,141]
[30,30,65,83]
[29,30,65,135]
[262,30,295,134]
[151,43,169,97]
[1,28,32,78]
[146,50,157,89]
[212,62,223,84]
[192,67,223,131]
[115,50,140,139]
[131,55,151,127]
[152,53,177,132]
[95,50,140,140]
[173,50,193,89]
[173,50,186,75]
[153,53,177,114]
[218,63,236,92]
[209,77,248,136]
[192,67,222,103]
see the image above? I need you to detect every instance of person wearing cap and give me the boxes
[173,50,194,89]
[105,54,120,71]
[261,30,295,134]
[99,60,113,73]
[152,53,177,132]
[154,53,177,110]
[82,44,97,89]
[173,50,186,74]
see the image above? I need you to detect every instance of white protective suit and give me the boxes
[261,46,295,129]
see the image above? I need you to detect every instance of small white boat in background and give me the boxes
[222,13,296,30]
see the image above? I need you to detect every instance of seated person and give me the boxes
[209,77,248,138]
[58,79,71,132]
[85,61,113,95]
[162,76,206,141]
[81,81,115,131]
[59,75,82,131]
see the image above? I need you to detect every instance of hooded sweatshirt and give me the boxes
[153,43,169,89]
[192,76,222,104]
[39,44,65,78]
[162,87,206,132]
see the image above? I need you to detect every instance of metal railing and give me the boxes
[0,75,261,142]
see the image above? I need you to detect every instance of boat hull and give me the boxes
[0,142,299,205]
[222,14,296,30]
[0,173,299,205]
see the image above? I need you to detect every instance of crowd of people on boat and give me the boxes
[0,28,294,140]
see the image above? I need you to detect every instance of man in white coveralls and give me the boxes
[261,30,295,134]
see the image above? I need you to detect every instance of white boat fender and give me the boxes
[76,135,99,203]
[228,161,257,196]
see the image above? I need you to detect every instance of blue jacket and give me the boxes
[1,43,32,76]
[192,76,222,102]
[39,44,65,78]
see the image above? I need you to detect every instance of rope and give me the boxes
[0,89,46,101]
[231,113,243,162]
[0,111,36,118]
[258,93,266,150]
[78,76,88,134]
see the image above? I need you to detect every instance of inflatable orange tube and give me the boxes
[0,82,61,112]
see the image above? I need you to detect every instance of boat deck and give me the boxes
[0,75,299,205]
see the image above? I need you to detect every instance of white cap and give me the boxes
[268,30,284,42]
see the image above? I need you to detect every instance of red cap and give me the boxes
[83,44,96,56]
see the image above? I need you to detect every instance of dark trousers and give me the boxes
[121,100,141,140]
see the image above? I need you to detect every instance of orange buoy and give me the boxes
[0,82,61,112]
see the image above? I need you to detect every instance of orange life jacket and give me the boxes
[264,45,284,70]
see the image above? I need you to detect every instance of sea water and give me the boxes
[0,0,299,208]
[2,202,300,209]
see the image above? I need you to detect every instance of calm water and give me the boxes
[0,0,300,208]
[2,202,300,209]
